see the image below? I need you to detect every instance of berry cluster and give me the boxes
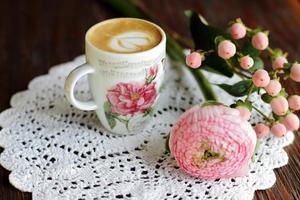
[185,19,300,139]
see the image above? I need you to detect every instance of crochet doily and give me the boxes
[0,55,294,200]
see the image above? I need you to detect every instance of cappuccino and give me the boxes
[87,18,162,54]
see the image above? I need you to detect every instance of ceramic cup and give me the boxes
[64,18,166,134]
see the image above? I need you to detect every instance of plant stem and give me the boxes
[245,83,254,101]
[252,105,272,123]
[234,69,250,79]
[202,49,215,56]
[225,60,251,79]
[245,27,253,32]
[266,47,275,55]
[191,68,218,100]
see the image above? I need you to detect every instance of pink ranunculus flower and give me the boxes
[148,65,158,77]
[169,105,257,180]
[107,82,156,116]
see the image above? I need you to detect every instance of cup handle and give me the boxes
[64,63,98,111]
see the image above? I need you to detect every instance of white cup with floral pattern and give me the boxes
[64,18,166,134]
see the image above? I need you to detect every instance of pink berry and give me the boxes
[282,113,300,131]
[270,96,289,116]
[230,23,247,40]
[290,63,300,82]
[252,69,270,87]
[255,123,270,138]
[217,40,236,59]
[186,52,202,69]
[288,95,300,111]
[237,106,251,121]
[272,56,288,70]
[264,80,282,96]
[271,123,287,137]
[252,32,269,50]
[240,55,254,69]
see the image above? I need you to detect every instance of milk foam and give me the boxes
[110,32,151,53]
[88,18,162,54]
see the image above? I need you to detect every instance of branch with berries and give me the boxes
[102,1,299,138]
[185,12,300,138]
[98,2,298,180]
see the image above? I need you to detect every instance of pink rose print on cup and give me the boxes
[149,65,158,76]
[146,64,158,84]
[103,64,160,130]
[107,82,156,115]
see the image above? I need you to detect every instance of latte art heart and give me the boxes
[110,32,151,52]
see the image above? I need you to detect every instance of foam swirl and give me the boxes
[110,32,151,53]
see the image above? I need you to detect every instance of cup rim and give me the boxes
[85,18,166,57]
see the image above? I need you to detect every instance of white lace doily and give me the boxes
[0,55,294,200]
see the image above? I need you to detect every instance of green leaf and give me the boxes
[167,37,217,100]
[217,79,253,97]
[105,113,117,129]
[284,63,292,70]
[167,37,217,101]
[272,48,284,59]
[272,112,280,121]
[103,101,117,129]
[261,93,273,103]
[248,56,264,73]
[278,89,288,98]
[202,53,234,77]
[230,103,237,108]
[214,36,226,45]
[236,100,253,111]
[283,63,292,76]
[230,55,240,67]
[246,27,264,38]
[103,101,112,113]
[187,11,233,77]
[189,11,230,50]
[143,107,155,117]
[242,40,260,57]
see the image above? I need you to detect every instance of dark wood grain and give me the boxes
[0,0,299,199]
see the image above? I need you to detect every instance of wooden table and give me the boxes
[0,0,299,199]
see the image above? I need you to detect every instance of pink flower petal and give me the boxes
[106,82,157,115]
[169,105,256,180]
